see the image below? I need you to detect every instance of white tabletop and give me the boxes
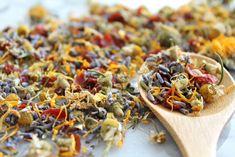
[1,0,234,157]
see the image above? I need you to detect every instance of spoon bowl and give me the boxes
[138,53,235,157]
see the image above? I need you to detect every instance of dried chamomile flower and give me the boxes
[150,130,166,144]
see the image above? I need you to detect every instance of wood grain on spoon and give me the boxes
[138,53,235,157]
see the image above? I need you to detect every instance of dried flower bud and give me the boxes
[56,76,70,89]
[18,107,33,125]
[110,102,124,117]
[29,5,48,20]
[17,25,30,36]
[85,117,98,130]
[150,131,166,144]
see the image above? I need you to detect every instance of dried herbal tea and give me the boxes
[0,1,233,156]
[140,47,224,115]
[153,2,235,69]
[0,4,154,157]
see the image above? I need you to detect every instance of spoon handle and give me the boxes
[161,86,235,157]
[171,118,219,157]
[149,107,221,157]
[180,142,216,157]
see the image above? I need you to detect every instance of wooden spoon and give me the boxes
[138,53,235,157]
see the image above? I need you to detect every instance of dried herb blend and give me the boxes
[140,47,224,115]
[0,1,233,156]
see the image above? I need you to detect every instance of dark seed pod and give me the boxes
[179,108,189,115]
[123,102,130,110]
[169,61,178,67]
[156,72,164,84]
[1,82,7,87]
[32,111,39,120]
[164,81,172,87]
[158,64,170,73]
[5,110,20,126]
[142,75,149,84]
[170,63,184,74]
[69,50,78,57]
[5,113,19,126]
[145,57,156,62]
[35,123,52,130]
[173,101,187,108]
[159,70,172,79]
[4,86,10,94]
[124,56,131,67]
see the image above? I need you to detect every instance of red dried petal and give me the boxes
[90,84,102,94]
[108,12,126,24]
[33,24,48,37]
[42,76,57,87]
[104,33,113,44]
[0,42,11,51]
[149,15,163,22]
[17,104,27,109]
[186,65,218,84]
[91,35,106,47]
[3,64,14,74]
[136,6,144,16]
[73,134,81,153]
[20,75,30,83]
[111,32,125,47]
[195,75,218,84]
[42,108,66,120]
[183,13,194,20]
[74,71,86,88]
[112,75,117,84]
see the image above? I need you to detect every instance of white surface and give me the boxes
[0,0,234,157]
